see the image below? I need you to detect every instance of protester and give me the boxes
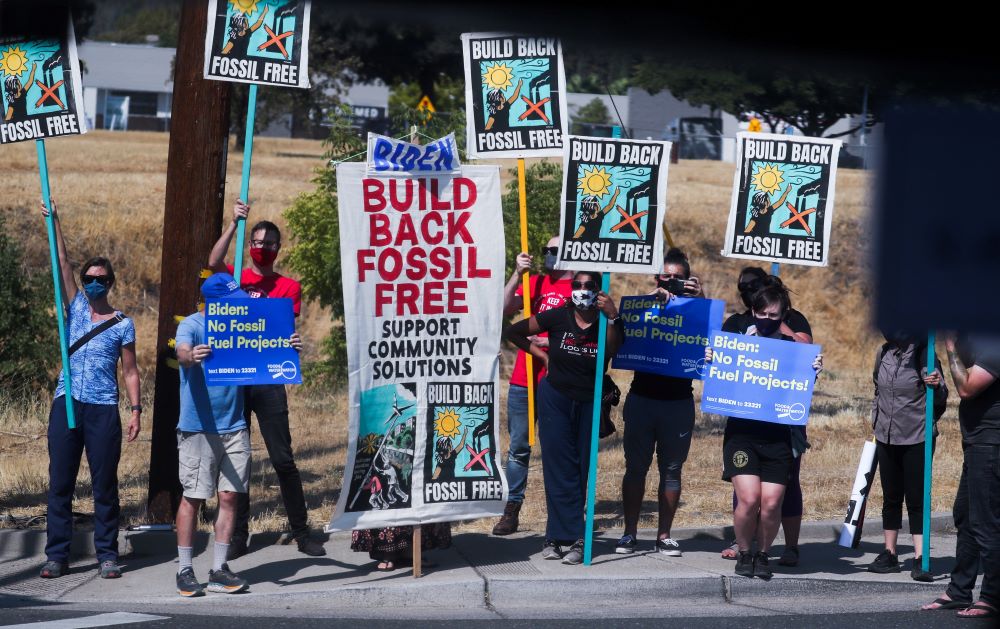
[921,334,1000,619]
[721,268,812,567]
[208,200,325,559]
[615,248,704,556]
[867,330,946,581]
[493,235,574,536]
[351,524,452,572]
[707,281,822,579]
[504,270,623,565]
[39,200,141,581]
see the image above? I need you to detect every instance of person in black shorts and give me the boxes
[504,270,623,566]
[707,281,822,579]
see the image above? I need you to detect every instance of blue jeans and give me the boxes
[946,444,1000,607]
[504,384,531,503]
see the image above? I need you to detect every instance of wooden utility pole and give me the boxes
[147,0,232,520]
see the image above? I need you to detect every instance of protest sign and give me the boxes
[203,0,311,88]
[203,297,301,386]
[612,296,725,379]
[327,163,507,531]
[722,132,841,266]
[366,132,460,176]
[555,136,671,274]
[461,33,568,159]
[701,331,820,425]
[0,5,86,144]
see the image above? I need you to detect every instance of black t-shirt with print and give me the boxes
[536,306,600,402]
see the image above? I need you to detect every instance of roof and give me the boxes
[79,41,175,93]
[567,92,629,128]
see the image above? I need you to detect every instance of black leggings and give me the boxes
[876,440,933,534]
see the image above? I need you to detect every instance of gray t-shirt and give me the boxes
[957,334,1000,445]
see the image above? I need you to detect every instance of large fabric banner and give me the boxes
[722,132,841,266]
[611,296,725,379]
[701,331,820,425]
[0,3,86,144]
[328,163,507,530]
[204,0,311,88]
[555,136,671,274]
[461,32,568,159]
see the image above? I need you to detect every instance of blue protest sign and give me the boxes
[701,331,820,425]
[611,296,725,379]
[366,132,460,176]
[203,297,301,385]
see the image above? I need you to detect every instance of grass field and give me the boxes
[0,130,962,549]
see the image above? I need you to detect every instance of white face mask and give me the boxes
[571,289,597,309]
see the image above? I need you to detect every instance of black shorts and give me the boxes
[722,433,793,485]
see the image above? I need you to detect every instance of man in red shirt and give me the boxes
[493,235,573,535]
[208,200,325,559]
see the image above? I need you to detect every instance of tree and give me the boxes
[501,161,564,281]
[91,5,181,47]
[570,97,611,135]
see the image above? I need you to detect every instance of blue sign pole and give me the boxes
[583,273,611,565]
[771,262,780,277]
[922,331,935,572]
[37,139,76,429]
[232,83,258,280]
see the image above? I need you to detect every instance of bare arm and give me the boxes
[208,200,249,272]
[597,292,623,355]
[505,316,549,367]
[502,253,532,318]
[41,199,77,304]
[176,342,211,369]
[120,342,141,442]
[947,339,997,399]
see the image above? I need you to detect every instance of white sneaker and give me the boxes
[656,538,682,556]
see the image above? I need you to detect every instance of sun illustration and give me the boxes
[751,163,785,195]
[434,409,463,438]
[360,433,380,455]
[0,46,29,78]
[228,0,261,15]
[482,62,513,91]
[578,166,613,198]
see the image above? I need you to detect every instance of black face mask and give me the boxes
[754,317,781,336]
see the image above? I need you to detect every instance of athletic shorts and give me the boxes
[722,433,793,485]
[177,429,251,499]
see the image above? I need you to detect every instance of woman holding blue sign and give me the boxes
[706,281,822,579]
[504,270,623,565]
[615,248,704,557]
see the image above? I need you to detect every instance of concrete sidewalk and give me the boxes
[0,516,966,620]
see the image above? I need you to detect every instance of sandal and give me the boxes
[721,542,739,560]
[921,596,970,611]
[376,561,395,571]
[957,601,998,619]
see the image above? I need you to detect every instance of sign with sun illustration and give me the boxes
[460,32,568,159]
[203,0,311,88]
[0,4,86,144]
[722,132,842,266]
[555,136,672,274]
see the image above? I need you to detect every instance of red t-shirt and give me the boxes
[227,265,302,316]
[510,274,573,386]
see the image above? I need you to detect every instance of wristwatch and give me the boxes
[608,315,621,325]
[130,405,143,412]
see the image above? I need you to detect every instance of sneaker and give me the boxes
[777,546,799,567]
[656,538,682,557]
[492,501,522,536]
[176,567,205,597]
[295,536,327,557]
[735,550,755,578]
[541,539,565,560]
[226,537,248,561]
[867,549,900,574]
[754,551,773,579]
[910,563,934,582]
[615,534,637,554]
[207,563,249,594]
[39,560,69,579]
[99,560,122,579]
[561,540,585,565]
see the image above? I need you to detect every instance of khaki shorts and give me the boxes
[177,429,251,499]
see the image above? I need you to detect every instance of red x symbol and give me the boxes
[257,24,293,59]
[463,445,491,472]
[781,202,816,235]
[34,79,65,109]
[518,96,551,123]
[610,205,648,237]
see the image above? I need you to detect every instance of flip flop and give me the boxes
[957,601,998,619]
[921,597,969,611]
[375,561,395,572]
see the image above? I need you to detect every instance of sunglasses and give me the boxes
[82,275,112,286]
[250,240,280,250]
[572,280,597,290]
[542,246,559,255]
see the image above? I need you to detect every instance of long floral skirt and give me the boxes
[350,523,452,562]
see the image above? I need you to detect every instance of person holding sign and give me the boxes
[706,282,822,579]
[38,201,141,581]
[615,248,704,557]
[504,270,624,565]
[493,236,574,536]
[208,200,325,559]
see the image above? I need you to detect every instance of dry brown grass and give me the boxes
[0,133,962,541]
